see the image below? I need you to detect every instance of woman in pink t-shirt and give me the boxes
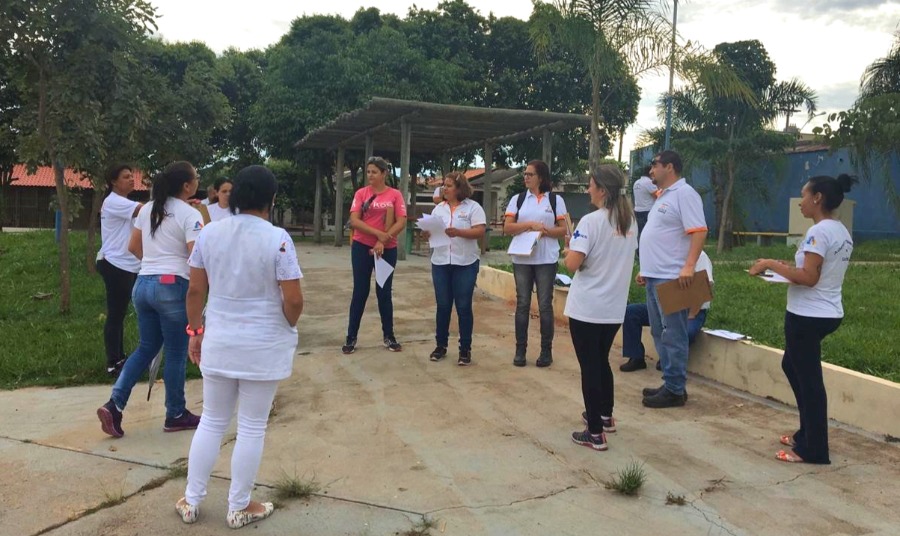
[342,156,408,354]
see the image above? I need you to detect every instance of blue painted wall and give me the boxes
[629,147,900,240]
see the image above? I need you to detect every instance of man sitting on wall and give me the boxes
[620,250,713,372]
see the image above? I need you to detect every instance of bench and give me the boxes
[732,231,790,246]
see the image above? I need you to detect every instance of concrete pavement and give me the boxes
[1,242,899,536]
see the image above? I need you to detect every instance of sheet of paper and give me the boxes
[760,270,791,283]
[507,231,541,256]
[703,329,749,341]
[416,215,451,248]
[555,273,572,286]
[374,255,394,288]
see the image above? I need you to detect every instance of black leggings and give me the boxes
[783,311,842,464]
[569,318,621,434]
[97,259,137,368]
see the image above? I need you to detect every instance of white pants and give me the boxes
[184,374,279,511]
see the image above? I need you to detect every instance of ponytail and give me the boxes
[149,161,196,237]
[593,164,634,236]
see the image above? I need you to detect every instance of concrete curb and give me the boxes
[477,265,900,439]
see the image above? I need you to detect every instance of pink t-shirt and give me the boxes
[350,186,407,248]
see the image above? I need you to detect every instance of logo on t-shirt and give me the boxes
[193,221,203,231]
[572,229,587,240]
[656,202,669,214]
[805,235,816,247]
[279,241,286,253]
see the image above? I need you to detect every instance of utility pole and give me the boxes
[663,0,678,150]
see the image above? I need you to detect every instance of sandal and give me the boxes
[779,435,796,447]
[775,449,805,463]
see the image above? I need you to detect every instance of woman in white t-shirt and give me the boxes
[207,177,234,222]
[176,165,303,529]
[97,161,204,439]
[503,160,568,368]
[97,164,143,376]
[750,174,856,465]
[425,172,486,365]
[562,165,637,452]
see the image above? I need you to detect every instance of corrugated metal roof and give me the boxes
[10,164,148,191]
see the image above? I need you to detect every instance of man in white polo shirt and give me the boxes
[632,164,657,237]
[637,150,708,408]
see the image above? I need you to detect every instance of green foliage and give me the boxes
[273,470,321,501]
[605,460,647,496]
[859,32,900,101]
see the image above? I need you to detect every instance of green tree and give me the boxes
[530,0,672,173]
[651,40,817,252]
[859,32,900,101]
[0,56,22,232]
[1,0,157,312]
[211,48,266,172]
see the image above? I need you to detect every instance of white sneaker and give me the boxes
[227,502,274,529]
[175,497,199,524]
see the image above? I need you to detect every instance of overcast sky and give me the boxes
[148,0,899,163]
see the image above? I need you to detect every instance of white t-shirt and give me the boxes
[97,192,141,273]
[505,191,568,265]
[564,209,638,323]
[787,219,852,318]
[695,250,713,310]
[133,198,204,280]
[633,176,658,212]
[430,198,486,266]
[207,203,233,222]
[188,215,302,381]
[639,178,707,279]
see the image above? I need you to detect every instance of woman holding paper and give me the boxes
[503,160,568,368]
[342,156,407,354]
[749,174,856,464]
[426,172,486,365]
[562,165,637,451]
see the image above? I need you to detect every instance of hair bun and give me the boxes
[836,173,858,193]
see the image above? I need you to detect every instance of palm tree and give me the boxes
[769,78,817,131]
[530,0,673,173]
[859,32,900,101]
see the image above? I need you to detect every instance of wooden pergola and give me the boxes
[295,97,590,259]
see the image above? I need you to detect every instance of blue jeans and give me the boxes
[111,275,189,419]
[622,303,707,360]
[645,278,690,395]
[432,261,480,350]
[347,240,397,340]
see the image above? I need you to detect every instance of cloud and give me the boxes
[816,81,860,111]
[767,0,899,32]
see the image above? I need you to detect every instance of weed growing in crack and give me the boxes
[274,470,320,501]
[401,517,437,536]
[98,489,126,509]
[604,460,646,496]
[666,491,687,505]
[167,463,188,480]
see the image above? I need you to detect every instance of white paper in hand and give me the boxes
[416,214,451,248]
[761,270,790,283]
[374,254,394,288]
[507,231,541,256]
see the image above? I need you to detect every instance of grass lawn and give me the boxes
[489,244,900,383]
[0,231,202,389]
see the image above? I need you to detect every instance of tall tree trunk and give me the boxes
[0,165,11,232]
[349,164,359,191]
[53,158,72,314]
[86,184,103,274]
[589,74,602,176]
[716,156,736,254]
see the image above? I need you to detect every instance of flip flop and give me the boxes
[775,449,805,463]
[779,435,796,447]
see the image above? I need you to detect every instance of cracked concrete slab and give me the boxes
[1,243,899,536]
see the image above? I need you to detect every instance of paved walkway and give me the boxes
[2,242,899,536]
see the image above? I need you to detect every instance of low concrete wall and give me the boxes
[477,265,900,439]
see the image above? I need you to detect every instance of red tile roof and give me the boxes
[10,164,149,191]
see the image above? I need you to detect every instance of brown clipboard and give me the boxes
[656,270,712,317]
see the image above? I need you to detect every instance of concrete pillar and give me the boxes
[365,134,374,162]
[333,146,345,247]
[398,118,411,260]
[482,143,493,254]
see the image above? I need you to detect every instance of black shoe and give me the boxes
[536,349,553,368]
[106,357,127,377]
[643,384,689,401]
[656,360,661,371]
[384,336,402,352]
[97,400,124,438]
[458,349,471,366]
[619,359,647,372]
[430,346,447,361]
[513,346,526,367]
[341,337,357,354]
[642,387,686,408]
